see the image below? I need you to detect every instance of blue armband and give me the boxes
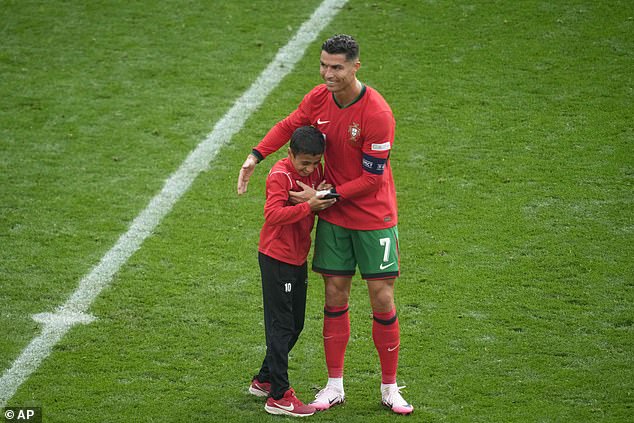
[362,153,387,175]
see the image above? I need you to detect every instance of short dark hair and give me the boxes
[321,34,359,62]
[290,126,325,156]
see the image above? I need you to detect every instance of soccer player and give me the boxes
[249,126,336,417]
[239,35,413,415]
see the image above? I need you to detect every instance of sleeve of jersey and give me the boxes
[253,97,312,160]
[264,174,312,226]
[336,111,394,199]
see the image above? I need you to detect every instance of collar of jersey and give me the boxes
[333,83,366,109]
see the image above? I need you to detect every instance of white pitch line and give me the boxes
[0,0,348,407]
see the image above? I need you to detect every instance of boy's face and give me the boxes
[288,149,322,177]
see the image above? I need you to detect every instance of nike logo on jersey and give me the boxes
[317,118,330,125]
[274,402,295,411]
[379,262,395,270]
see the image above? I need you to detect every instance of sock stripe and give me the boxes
[324,307,349,317]
[373,313,397,326]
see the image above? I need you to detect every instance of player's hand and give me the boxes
[288,180,317,204]
[237,154,258,195]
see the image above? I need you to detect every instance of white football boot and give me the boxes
[381,384,414,415]
[309,384,345,411]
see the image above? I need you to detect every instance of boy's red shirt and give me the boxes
[258,157,324,266]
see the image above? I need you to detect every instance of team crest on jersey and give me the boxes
[347,122,361,145]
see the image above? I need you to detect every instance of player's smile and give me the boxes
[319,51,360,102]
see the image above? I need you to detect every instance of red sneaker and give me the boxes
[265,388,316,417]
[249,377,271,397]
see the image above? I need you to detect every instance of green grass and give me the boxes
[1,0,632,422]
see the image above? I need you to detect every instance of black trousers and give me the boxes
[256,252,308,399]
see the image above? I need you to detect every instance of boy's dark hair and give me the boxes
[322,34,359,62]
[290,126,325,156]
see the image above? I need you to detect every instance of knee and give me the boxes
[372,293,394,312]
[325,285,346,301]
[368,279,396,312]
[324,279,350,307]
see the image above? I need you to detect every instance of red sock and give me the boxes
[323,304,350,378]
[372,308,400,384]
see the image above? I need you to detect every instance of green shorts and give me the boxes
[312,219,400,280]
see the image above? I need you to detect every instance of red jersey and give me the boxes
[258,157,324,266]
[254,84,397,230]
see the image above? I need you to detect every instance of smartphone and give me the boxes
[322,192,340,199]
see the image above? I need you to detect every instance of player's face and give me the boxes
[320,51,360,94]
[289,151,322,177]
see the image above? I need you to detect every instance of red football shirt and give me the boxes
[254,84,397,230]
[258,157,324,266]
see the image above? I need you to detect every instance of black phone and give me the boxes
[322,192,340,199]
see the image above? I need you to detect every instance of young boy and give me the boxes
[249,126,336,417]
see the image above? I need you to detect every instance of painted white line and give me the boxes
[0,0,348,407]
[32,312,96,328]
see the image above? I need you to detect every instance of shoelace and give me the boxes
[383,385,409,406]
[315,386,342,400]
[286,391,305,407]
